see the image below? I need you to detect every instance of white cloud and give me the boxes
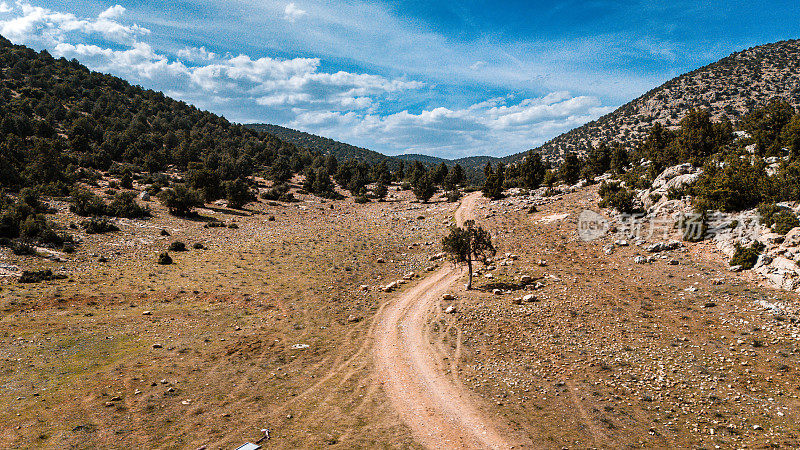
[0,2,149,45]
[283,2,306,22]
[0,2,12,13]
[176,46,217,61]
[0,1,618,158]
[98,5,125,20]
[290,92,613,158]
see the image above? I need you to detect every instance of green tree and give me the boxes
[519,151,546,189]
[441,220,496,290]
[482,163,505,199]
[373,180,388,201]
[559,153,581,185]
[224,177,255,209]
[413,173,436,203]
[158,184,203,216]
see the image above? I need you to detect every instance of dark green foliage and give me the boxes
[758,203,799,234]
[559,153,581,185]
[107,191,149,218]
[260,183,298,202]
[730,243,763,269]
[120,171,133,189]
[158,252,173,265]
[354,195,370,204]
[0,38,299,195]
[223,177,255,209]
[158,185,203,216]
[193,242,205,249]
[518,151,547,189]
[679,212,709,242]
[80,218,119,234]
[742,100,796,155]
[432,162,449,184]
[246,123,396,167]
[412,173,436,203]
[441,219,496,290]
[11,241,36,255]
[168,241,187,252]
[303,167,341,199]
[584,144,611,178]
[692,154,767,212]
[598,181,639,214]
[443,163,465,191]
[373,181,388,200]
[70,188,107,216]
[482,163,505,199]
[19,269,66,283]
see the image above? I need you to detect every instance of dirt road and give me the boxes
[373,193,523,449]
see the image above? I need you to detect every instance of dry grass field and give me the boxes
[429,188,800,449]
[0,185,455,449]
[3,183,800,449]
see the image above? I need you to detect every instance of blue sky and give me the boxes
[1,1,798,158]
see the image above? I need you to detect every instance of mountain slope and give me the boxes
[506,39,800,164]
[246,123,396,166]
[0,34,313,194]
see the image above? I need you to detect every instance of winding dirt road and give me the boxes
[373,193,523,449]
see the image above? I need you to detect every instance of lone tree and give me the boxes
[441,220,495,290]
[158,184,203,216]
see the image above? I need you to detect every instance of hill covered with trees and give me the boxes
[246,123,396,167]
[506,39,800,165]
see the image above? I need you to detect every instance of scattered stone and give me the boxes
[444,305,456,314]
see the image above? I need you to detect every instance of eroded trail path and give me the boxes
[373,193,523,449]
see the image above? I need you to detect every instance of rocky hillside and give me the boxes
[507,39,800,164]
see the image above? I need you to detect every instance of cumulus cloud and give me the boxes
[0,1,615,158]
[0,2,12,13]
[97,5,125,20]
[176,46,217,62]
[291,93,613,158]
[283,2,306,22]
[0,2,149,46]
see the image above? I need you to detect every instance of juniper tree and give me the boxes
[442,220,495,290]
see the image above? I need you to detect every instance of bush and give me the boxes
[158,252,173,265]
[354,195,370,204]
[598,182,639,214]
[80,218,119,234]
[758,203,799,235]
[158,185,203,216]
[108,191,149,218]
[224,178,256,209]
[260,184,299,203]
[70,188,107,216]
[445,190,462,202]
[193,243,205,249]
[168,241,187,252]
[12,241,36,255]
[19,269,66,283]
[204,221,225,228]
[730,243,763,269]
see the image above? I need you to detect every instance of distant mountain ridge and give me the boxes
[505,39,800,164]
[246,123,397,166]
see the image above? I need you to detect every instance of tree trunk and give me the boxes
[466,258,473,290]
